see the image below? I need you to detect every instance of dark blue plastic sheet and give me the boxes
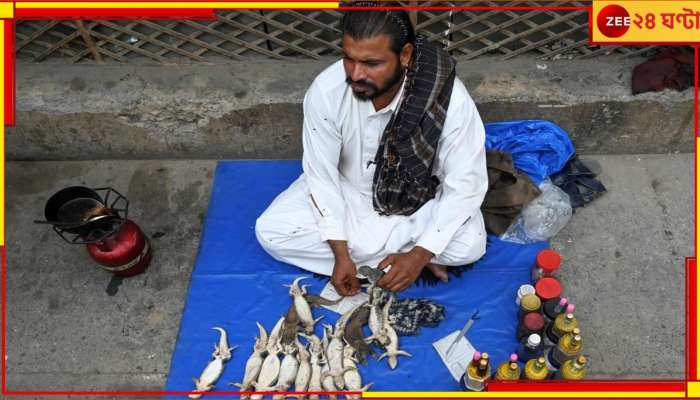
[485,120,575,184]
[165,160,549,394]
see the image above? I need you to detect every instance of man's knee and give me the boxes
[255,208,316,257]
[255,207,285,256]
[255,214,274,252]
[435,218,487,266]
[437,235,486,266]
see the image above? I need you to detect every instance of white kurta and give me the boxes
[256,60,488,276]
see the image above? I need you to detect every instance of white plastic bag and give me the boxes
[500,179,572,244]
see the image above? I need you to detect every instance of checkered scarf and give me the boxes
[372,34,456,216]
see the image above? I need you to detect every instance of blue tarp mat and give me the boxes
[485,120,575,185]
[165,160,549,394]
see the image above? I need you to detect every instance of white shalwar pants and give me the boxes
[255,175,487,276]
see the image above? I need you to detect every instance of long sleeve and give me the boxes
[301,81,348,241]
[415,84,487,255]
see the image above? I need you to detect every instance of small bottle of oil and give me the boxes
[519,293,542,317]
[494,353,521,381]
[532,248,561,282]
[517,312,545,341]
[522,356,550,381]
[555,355,588,380]
[478,353,492,377]
[517,333,544,362]
[544,346,560,372]
[553,328,583,365]
[543,297,568,323]
[535,276,562,303]
[544,304,577,346]
[463,352,491,391]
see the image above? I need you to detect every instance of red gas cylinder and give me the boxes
[86,219,152,277]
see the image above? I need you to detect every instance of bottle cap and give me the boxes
[566,304,576,313]
[523,312,545,331]
[481,352,489,360]
[559,298,568,306]
[518,284,536,297]
[473,352,481,361]
[535,277,562,300]
[573,327,581,335]
[536,356,546,366]
[577,355,587,365]
[536,249,561,272]
[509,353,518,363]
[527,333,541,347]
[521,294,542,311]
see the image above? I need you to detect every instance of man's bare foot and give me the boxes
[426,263,449,283]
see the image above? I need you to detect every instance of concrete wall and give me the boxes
[11,54,695,160]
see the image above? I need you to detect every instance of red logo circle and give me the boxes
[597,4,630,38]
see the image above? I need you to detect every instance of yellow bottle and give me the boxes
[522,356,549,380]
[464,352,491,391]
[494,353,521,381]
[546,304,577,345]
[555,355,588,380]
[553,328,583,365]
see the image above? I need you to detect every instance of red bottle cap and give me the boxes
[523,312,545,331]
[536,249,561,272]
[535,277,562,300]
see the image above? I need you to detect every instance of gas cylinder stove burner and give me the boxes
[38,186,130,244]
[36,185,152,277]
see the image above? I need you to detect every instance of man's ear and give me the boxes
[400,42,414,68]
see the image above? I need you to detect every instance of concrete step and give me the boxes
[11,55,694,161]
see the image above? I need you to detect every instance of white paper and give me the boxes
[432,330,476,382]
[319,282,369,315]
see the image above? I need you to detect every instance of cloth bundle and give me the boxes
[550,155,607,210]
[632,47,694,94]
[481,150,542,235]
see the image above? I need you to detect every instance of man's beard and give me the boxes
[346,63,404,102]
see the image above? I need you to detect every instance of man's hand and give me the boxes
[331,258,360,296]
[377,247,434,292]
[328,240,360,296]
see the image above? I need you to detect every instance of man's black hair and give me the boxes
[341,1,415,54]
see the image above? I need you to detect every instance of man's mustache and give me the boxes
[345,77,376,87]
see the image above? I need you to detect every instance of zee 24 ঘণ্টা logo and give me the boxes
[597,3,700,40]
[597,4,632,38]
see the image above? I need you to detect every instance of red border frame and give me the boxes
[688,258,696,382]
[695,45,699,139]
[2,2,699,398]
[3,21,13,127]
[16,8,218,18]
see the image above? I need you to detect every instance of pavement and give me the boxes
[4,153,692,394]
[12,55,694,161]
[6,160,215,392]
